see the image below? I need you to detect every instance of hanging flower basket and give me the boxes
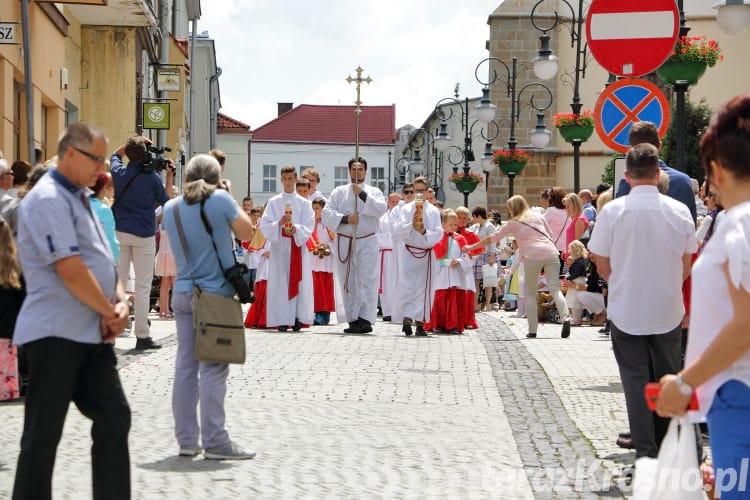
[656,35,722,86]
[558,124,594,143]
[656,61,707,85]
[448,172,483,194]
[491,149,529,176]
[554,110,595,144]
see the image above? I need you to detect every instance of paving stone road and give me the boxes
[0,309,636,499]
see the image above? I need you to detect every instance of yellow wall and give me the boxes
[0,2,66,161]
[166,37,188,158]
[80,27,137,148]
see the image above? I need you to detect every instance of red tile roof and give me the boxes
[218,113,252,135]
[252,104,395,145]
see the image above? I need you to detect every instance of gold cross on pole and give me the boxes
[346,66,372,163]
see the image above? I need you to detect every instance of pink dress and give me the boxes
[155,227,177,277]
[564,214,589,249]
[0,339,19,401]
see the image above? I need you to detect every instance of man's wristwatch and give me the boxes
[675,374,694,396]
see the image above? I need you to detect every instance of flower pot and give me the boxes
[656,61,707,86]
[557,125,594,143]
[496,160,527,176]
[453,180,479,193]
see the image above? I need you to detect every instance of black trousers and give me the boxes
[610,322,682,459]
[13,338,131,500]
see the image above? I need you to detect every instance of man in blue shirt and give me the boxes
[111,136,174,349]
[615,121,697,223]
[13,123,131,499]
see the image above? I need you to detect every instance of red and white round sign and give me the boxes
[585,0,679,77]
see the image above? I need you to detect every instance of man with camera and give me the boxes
[111,135,174,349]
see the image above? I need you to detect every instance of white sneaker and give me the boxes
[178,445,202,457]
[204,441,255,460]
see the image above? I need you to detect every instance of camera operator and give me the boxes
[111,135,174,349]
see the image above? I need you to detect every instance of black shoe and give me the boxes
[415,325,428,336]
[135,337,162,350]
[344,320,361,333]
[358,320,373,333]
[526,332,537,339]
[292,319,302,331]
[618,431,631,439]
[277,326,288,332]
[382,316,391,322]
[449,329,461,334]
[402,323,413,336]
[599,327,610,335]
[561,321,571,339]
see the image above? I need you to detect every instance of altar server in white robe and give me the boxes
[260,166,315,331]
[377,192,402,322]
[391,176,443,336]
[322,157,387,334]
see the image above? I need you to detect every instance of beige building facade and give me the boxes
[488,0,750,209]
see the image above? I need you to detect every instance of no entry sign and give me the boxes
[586,0,679,77]
[594,78,670,153]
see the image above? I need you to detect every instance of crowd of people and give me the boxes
[1,94,750,497]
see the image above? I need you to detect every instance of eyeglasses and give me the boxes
[403,190,414,195]
[73,147,106,164]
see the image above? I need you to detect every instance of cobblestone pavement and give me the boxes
[0,307,639,499]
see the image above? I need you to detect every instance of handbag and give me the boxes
[632,417,706,500]
[481,263,499,287]
[173,201,246,364]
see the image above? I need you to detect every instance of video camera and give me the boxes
[140,145,173,173]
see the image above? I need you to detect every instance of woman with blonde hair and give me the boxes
[468,195,572,338]
[563,192,590,250]
[0,216,25,400]
[564,240,589,325]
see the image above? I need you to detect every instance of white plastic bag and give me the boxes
[632,417,706,500]
[481,263,498,286]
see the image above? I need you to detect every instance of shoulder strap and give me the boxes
[198,197,238,276]
[553,216,569,244]
[172,202,197,286]
[519,219,554,243]
[111,170,143,210]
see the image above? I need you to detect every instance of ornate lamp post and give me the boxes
[530,0,590,191]
[475,57,553,200]
[393,156,414,190]
[405,127,441,195]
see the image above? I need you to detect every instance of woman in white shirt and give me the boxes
[543,187,570,253]
[656,95,750,498]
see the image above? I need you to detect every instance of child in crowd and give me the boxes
[429,209,470,334]
[241,206,262,291]
[0,217,24,400]
[564,240,588,326]
[245,208,269,329]
[155,191,178,319]
[309,197,335,325]
[455,206,481,330]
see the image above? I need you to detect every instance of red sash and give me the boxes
[457,227,483,256]
[283,231,302,299]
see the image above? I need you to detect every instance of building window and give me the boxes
[371,167,386,193]
[334,166,348,187]
[262,164,277,192]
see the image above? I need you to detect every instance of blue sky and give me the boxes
[199,0,498,130]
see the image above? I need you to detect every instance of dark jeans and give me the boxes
[610,322,682,459]
[13,338,131,500]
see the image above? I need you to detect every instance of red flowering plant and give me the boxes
[491,149,530,165]
[448,172,484,185]
[667,35,723,67]
[553,110,595,128]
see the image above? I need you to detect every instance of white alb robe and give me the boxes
[260,191,315,327]
[392,200,443,323]
[322,182,387,324]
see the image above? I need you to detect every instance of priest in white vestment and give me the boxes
[322,157,387,333]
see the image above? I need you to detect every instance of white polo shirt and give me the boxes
[588,185,697,334]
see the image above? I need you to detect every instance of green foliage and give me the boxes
[660,98,713,183]
[602,153,625,185]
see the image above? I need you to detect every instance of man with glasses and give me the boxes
[13,123,132,499]
[0,159,14,223]
[111,136,174,349]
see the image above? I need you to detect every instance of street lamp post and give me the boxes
[476,57,553,199]
[393,156,414,190]
[405,127,440,195]
[530,0,589,192]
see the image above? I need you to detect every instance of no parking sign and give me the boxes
[594,79,670,153]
